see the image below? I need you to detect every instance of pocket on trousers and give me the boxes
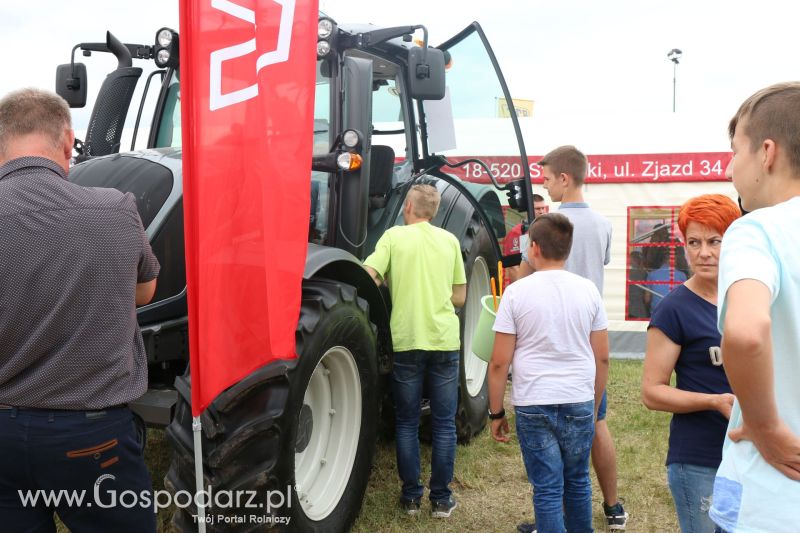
[515,411,551,450]
[564,412,594,455]
[392,361,419,383]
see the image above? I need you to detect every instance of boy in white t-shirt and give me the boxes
[488,213,609,532]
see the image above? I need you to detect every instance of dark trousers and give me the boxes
[391,350,459,503]
[0,406,156,532]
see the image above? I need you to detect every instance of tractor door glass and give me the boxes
[371,76,413,188]
[437,24,532,255]
[311,61,331,244]
[372,78,405,162]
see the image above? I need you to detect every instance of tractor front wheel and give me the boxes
[166,279,378,532]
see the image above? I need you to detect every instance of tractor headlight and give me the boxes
[157,29,173,48]
[317,17,337,60]
[342,129,360,149]
[154,27,179,68]
[318,19,334,39]
[157,50,171,66]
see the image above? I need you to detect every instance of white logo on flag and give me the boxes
[209,0,295,111]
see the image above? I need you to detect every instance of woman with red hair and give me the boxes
[641,194,740,533]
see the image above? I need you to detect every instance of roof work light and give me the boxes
[154,28,179,68]
[317,17,337,59]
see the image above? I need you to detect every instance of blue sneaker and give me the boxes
[603,501,629,530]
[400,498,420,516]
[431,496,457,518]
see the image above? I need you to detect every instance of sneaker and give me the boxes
[603,501,629,530]
[516,522,537,533]
[400,498,420,516]
[431,496,458,518]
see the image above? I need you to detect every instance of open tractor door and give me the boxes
[55,13,532,532]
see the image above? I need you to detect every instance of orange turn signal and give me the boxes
[336,152,363,171]
[349,153,363,170]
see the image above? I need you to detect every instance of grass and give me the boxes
[61,360,678,531]
[351,359,678,532]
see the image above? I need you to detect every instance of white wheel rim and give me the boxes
[294,345,362,520]
[463,256,490,396]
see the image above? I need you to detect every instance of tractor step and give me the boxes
[130,388,178,428]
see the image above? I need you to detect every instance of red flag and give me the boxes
[179,0,318,415]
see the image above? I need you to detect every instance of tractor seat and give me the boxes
[369,145,395,209]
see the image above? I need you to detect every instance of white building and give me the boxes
[454,110,737,356]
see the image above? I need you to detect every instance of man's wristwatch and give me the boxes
[488,408,506,420]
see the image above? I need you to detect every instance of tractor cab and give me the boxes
[56,17,533,264]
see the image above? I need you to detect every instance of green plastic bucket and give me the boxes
[471,294,498,363]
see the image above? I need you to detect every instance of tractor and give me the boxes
[55,13,532,531]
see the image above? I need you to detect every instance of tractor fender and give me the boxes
[304,244,392,373]
[430,173,505,261]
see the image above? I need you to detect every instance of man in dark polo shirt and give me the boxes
[0,88,159,531]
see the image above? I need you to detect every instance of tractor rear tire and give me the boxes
[165,279,378,532]
[455,217,495,442]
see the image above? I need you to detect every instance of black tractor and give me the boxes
[56,14,532,531]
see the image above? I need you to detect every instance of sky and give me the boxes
[2,0,800,152]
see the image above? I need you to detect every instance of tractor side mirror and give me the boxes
[56,63,88,108]
[407,47,445,100]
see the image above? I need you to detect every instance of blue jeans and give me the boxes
[516,401,595,533]
[668,463,717,533]
[0,406,155,533]
[392,350,459,503]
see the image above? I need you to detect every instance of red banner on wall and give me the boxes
[180,0,318,415]
[448,152,732,184]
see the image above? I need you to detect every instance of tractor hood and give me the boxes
[69,148,183,235]
[69,148,188,327]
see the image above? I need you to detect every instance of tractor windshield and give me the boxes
[310,61,331,244]
[153,70,182,149]
[151,65,332,244]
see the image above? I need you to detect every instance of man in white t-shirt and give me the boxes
[488,213,609,532]
[709,82,800,532]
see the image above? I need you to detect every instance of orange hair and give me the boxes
[677,194,741,237]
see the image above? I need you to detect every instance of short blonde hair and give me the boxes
[407,184,440,219]
[0,88,72,159]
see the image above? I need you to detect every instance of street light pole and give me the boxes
[672,61,677,112]
[667,48,682,112]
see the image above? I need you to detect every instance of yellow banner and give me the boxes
[497,98,534,118]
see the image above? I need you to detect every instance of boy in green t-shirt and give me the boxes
[364,184,466,518]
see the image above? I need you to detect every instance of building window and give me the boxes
[626,206,689,320]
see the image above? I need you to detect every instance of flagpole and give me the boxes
[193,416,207,532]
